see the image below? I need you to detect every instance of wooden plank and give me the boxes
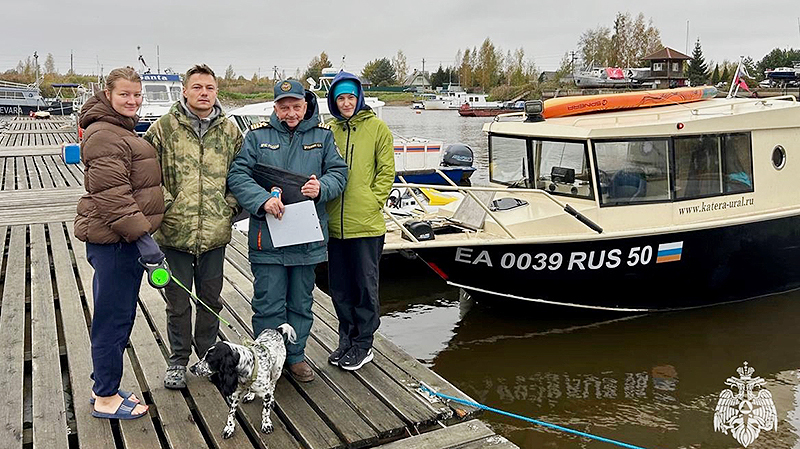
[4,158,15,190]
[29,224,69,448]
[41,156,68,188]
[65,226,163,448]
[0,188,83,208]
[14,157,27,190]
[309,305,444,426]
[48,222,116,449]
[215,279,342,449]
[374,420,495,449]
[61,158,84,187]
[0,226,25,448]
[128,303,209,448]
[24,157,41,189]
[135,280,274,449]
[34,157,54,189]
[314,291,480,418]
[0,205,76,227]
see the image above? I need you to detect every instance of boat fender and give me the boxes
[402,221,434,242]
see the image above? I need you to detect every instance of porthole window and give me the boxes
[772,145,786,170]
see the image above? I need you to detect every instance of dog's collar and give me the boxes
[242,345,259,390]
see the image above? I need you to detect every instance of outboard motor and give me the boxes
[442,143,474,167]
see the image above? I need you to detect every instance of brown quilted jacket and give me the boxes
[74,92,164,244]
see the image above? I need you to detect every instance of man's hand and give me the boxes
[301,174,320,199]
[263,197,285,219]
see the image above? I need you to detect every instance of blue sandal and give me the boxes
[92,397,148,420]
[89,389,138,405]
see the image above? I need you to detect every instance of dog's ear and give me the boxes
[218,348,241,397]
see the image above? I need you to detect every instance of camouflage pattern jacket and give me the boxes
[144,102,243,255]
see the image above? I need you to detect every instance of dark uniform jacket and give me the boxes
[227,92,347,265]
[75,92,164,244]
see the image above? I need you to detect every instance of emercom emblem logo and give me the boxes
[713,362,777,447]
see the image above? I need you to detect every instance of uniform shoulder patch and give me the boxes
[317,122,331,130]
[250,121,271,131]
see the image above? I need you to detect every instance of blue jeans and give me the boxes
[86,241,143,397]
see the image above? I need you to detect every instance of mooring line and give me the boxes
[417,383,648,449]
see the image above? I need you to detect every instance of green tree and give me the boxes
[392,50,409,84]
[721,65,730,84]
[44,53,56,74]
[430,65,458,88]
[302,51,332,84]
[686,38,709,86]
[459,48,473,87]
[711,64,720,84]
[475,37,501,90]
[361,58,395,86]
[579,11,661,68]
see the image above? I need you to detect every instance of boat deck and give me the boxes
[0,117,517,449]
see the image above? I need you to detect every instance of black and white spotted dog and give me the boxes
[189,323,297,439]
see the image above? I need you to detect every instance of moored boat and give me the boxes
[384,87,800,311]
[135,73,184,134]
[0,80,75,115]
[458,101,524,117]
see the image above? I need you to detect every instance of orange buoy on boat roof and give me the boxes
[543,86,718,119]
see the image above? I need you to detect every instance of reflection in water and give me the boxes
[377,107,800,448]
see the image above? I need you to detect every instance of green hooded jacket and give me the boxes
[144,102,243,255]
[326,108,395,238]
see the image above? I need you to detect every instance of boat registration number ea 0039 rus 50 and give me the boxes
[454,241,681,272]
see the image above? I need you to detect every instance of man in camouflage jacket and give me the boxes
[143,64,243,389]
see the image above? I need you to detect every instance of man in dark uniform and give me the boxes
[227,80,347,382]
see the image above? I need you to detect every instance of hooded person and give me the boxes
[227,79,348,382]
[143,64,243,390]
[325,71,395,371]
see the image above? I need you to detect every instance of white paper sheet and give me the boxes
[265,200,324,248]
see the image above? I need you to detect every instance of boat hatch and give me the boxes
[489,134,593,200]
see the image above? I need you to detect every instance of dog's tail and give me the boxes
[277,323,297,344]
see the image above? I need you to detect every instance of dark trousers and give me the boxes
[328,236,383,350]
[251,263,316,365]
[163,247,224,366]
[87,241,144,397]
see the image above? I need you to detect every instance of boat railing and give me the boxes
[0,80,38,90]
[384,168,603,243]
[567,94,798,126]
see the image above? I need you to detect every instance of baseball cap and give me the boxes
[274,80,305,102]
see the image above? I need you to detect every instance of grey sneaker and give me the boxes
[339,347,373,371]
[164,365,186,389]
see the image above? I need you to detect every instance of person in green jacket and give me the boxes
[144,64,243,389]
[325,71,395,371]
[227,79,347,382]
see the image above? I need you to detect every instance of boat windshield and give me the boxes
[489,135,593,199]
[144,84,170,102]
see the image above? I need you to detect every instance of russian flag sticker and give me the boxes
[657,241,683,263]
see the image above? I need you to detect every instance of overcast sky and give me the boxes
[3,1,799,78]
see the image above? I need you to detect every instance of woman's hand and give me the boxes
[301,174,320,199]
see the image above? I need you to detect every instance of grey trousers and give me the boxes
[163,246,225,366]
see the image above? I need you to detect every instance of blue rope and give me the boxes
[418,384,648,449]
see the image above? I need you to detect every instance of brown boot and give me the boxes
[287,360,314,382]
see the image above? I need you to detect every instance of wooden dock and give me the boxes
[0,117,517,449]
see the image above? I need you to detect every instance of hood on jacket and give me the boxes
[327,71,368,121]
[79,91,138,131]
[270,89,321,132]
[178,95,223,138]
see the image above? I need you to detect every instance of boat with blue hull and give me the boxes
[383,88,800,311]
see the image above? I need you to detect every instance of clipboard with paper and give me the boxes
[266,200,324,248]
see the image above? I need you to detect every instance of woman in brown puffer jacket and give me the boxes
[75,67,164,420]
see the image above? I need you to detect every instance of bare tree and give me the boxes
[392,50,409,84]
[44,53,56,74]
